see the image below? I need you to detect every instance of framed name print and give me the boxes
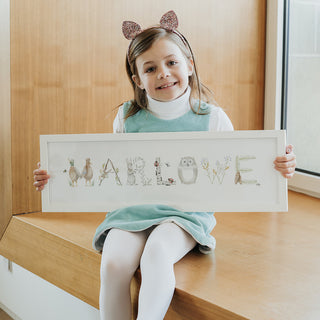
[40,130,287,212]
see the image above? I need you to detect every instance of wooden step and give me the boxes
[0,191,320,319]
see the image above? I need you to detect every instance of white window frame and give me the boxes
[264,0,320,198]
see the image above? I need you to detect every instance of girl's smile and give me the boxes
[132,38,193,102]
[156,81,178,90]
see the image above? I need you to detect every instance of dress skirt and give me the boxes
[92,204,216,254]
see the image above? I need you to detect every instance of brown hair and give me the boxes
[124,27,215,120]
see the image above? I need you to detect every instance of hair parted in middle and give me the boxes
[123,13,216,120]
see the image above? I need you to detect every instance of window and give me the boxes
[264,0,320,198]
[283,0,320,176]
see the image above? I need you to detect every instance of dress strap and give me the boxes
[122,101,133,118]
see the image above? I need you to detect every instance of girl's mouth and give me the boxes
[157,82,177,90]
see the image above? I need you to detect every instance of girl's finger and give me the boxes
[33,176,49,182]
[283,172,294,179]
[36,185,44,192]
[280,166,295,174]
[286,145,293,154]
[274,154,296,163]
[33,179,48,187]
[33,168,47,175]
[274,160,296,169]
[274,165,294,173]
[34,174,50,182]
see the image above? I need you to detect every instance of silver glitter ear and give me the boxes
[159,10,179,31]
[122,21,142,40]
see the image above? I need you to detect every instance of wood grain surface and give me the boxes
[1,191,319,319]
[9,0,266,215]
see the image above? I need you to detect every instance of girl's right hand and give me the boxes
[33,162,50,191]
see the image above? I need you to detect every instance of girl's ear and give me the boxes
[132,75,144,90]
[188,59,194,76]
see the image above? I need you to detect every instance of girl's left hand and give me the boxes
[273,144,296,179]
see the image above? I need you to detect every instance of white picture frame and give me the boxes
[40,130,287,212]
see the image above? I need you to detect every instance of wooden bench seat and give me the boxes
[0,191,320,319]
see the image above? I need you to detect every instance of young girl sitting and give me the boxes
[33,10,296,320]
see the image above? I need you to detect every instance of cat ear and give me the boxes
[122,21,142,40]
[160,10,178,31]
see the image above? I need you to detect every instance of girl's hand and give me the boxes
[273,144,296,179]
[33,162,50,191]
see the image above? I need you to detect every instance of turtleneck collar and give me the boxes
[146,86,191,120]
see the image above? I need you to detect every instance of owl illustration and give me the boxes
[178,157,198,184]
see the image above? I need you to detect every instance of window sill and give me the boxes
[0,191,320,319]
[289,171,320,199]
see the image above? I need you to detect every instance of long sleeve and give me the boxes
[208,106,234,132]
[113,105,125,133]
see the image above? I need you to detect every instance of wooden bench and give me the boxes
[1,190,320,319]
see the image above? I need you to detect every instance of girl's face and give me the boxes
[132,38,194,102]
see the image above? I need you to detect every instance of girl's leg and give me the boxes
[99,228,149,320]
[137,222,196,320]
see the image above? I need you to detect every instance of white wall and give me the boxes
[0,255,100,320]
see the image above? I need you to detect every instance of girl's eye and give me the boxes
[168,60,177,66]
[145,67,155,73]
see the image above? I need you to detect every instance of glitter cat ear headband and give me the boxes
[122,10,179,40]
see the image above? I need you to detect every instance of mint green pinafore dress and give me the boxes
[92,101,216,253]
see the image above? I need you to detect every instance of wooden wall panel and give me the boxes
[10,0,265,214]
[0,0,12,239]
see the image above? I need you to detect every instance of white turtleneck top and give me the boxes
[113,87,234,133]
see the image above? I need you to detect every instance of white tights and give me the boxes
[99,222,196,320]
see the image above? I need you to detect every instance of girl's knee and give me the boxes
[100,253,137,282]
[100,228,147,282]
[140,240,170,270]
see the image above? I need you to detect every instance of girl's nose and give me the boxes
[157,66,170,79]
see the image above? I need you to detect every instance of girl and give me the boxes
[33,11,296,320]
